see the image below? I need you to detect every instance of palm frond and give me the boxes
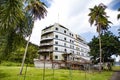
[117,14,120,19]
[25,0,47,20]
[88,3,111,33]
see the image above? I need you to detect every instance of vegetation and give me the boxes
[20,0,47,75]
[117,8,120,39]
[88,31,120,63]
[88,3,112,72]
[0,37,39,64]
[0,66,113,80]
[117,8,120,19]
[0,0,47,74]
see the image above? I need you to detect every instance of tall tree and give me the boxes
[117,8,120,38]
[117,8,120,19]
[88,31,120,63]
[0,1,33,59]
[0,0,47,74]
[88,3,112,72]
[20,0,47,75]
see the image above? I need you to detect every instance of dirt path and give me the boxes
[110,70,120,80]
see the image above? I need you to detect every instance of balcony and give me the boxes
[41,37,53,42]
[40,43,53,47]
[38,48,53,53]
[41,30,54,36]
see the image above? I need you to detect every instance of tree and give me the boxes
[88,3,112,72]
[20,0,47,75]
[0,0,47,74]
[117,8,120,39]
[117,8,120,19]
[88,31,120,63]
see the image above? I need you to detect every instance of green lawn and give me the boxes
[0,66,114,80]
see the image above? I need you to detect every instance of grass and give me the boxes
[0,66,114,80]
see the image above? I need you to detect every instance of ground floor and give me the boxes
[34,59,90,70]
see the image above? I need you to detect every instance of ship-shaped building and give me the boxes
[34,23,91,69]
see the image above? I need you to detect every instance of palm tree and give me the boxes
[0,0,27,59]
[88,3,111,72]
[117,8,120,19]
[0,0,34,59]
[19,0,47,75]
[0,0,24,31]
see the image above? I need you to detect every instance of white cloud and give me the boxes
[30,0,120,45]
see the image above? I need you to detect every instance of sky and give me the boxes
[29,0,120,61]
[30,0,120,46]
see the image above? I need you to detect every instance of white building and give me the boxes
[34,23,91,69]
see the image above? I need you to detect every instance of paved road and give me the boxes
[110,71,120,80]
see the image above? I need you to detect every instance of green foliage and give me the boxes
[0,0,47,64]
[0,33,39,64]
[88,31,120,63]
[117,8,120,19]
[88,3,112,33]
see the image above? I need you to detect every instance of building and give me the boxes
[34,23,90,69]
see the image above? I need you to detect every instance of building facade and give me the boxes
[34,23,90,69]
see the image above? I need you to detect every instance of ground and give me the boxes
[110,70,120,80]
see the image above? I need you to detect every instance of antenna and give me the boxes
[57,12,59,23]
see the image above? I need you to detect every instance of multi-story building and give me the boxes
[34,23,90,69]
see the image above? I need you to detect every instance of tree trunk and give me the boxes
[19,34,31,75]
[98,26,102,72]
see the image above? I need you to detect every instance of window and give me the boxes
[64,49,67,52]
[72,34,73,36]
[55,35,58,38]
[55,47,58,51]
[55,55,58,59]
[73,46,74,49]
[69,33,71,35]
[55,41,58,45]
[64,43,66,46]
[64,37,66,40]
[72,40,74,43]
[73,51,74,53]
[56,27,58,30]
[64,30,66,33]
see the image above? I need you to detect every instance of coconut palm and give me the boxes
[88,3,112,72]
[0,0,34,58]
[0,0,24,31]
[117,8,120,19]
[20,0,47,75]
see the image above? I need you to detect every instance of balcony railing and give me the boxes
[38,48,53,52]
[40,43,53,47]
[42,30,54,35]
[41,37,53,41]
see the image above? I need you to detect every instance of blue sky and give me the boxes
[30,0,120,45]
[30,0,120,61]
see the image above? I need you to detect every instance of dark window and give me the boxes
[64,30,66,33]
[55,35,58,38]
[55,55,58,59]
[64,49,67,52]
[69,33,71,35]
[72,34,73,36]
[72,41,74,43]
[55,47,58,51]
[56,27,58,30]
[64,37,66,40]
[55,41,58,44]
